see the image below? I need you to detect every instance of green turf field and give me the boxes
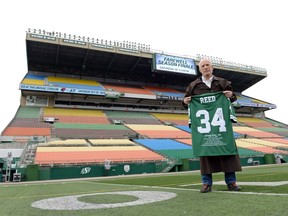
[0,164,287,216]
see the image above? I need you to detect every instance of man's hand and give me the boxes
[223,91,233,98]
[183,96,191,105]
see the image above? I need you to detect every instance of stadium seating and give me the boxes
[151,113,188,125]
[1,107,51,137]
[47,76,105,91]
[38,139,89,147]
[2,31,288,182]
[3,105,288,169]
[102,83,154,95]
[126,124,191,139]
[237,116,274,127]
[144,86,184,98]
[34,145,165,165]
[105,110,162,125]
[233,126,282,138]
[236,139,287,154]
[21,74,46,86]
[89,139,135,146]
[135,139,193,161]
[43,107,110,124]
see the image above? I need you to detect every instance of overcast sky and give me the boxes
[1,0,287,133]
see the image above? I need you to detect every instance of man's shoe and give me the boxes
[227,182,241,191]
[200,184,212,193]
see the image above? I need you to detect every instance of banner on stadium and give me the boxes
[20,84,106,96]
[152,53,197,76]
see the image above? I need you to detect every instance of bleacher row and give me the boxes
[22,73,184,98]
[21,73,274,105]
[1,106,288,166]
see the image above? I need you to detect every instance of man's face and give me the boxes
[199,59,213,78]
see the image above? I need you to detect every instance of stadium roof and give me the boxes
[25,31,267,93]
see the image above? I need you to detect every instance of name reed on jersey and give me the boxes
[199,96,216,104]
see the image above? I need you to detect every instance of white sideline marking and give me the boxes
[148,186,288,196]
[213,181,288,186]
[180,181,288,187]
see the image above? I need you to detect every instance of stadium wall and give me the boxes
[20,156,267,181]
[22,162,160,181]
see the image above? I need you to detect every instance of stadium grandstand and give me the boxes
[0,28,287,182]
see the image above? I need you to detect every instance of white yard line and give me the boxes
[180,181,288,187]
[149,186,288,196]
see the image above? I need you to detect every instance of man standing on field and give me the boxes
[183,58,242,193]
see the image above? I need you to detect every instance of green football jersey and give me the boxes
[189,92,238,157]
